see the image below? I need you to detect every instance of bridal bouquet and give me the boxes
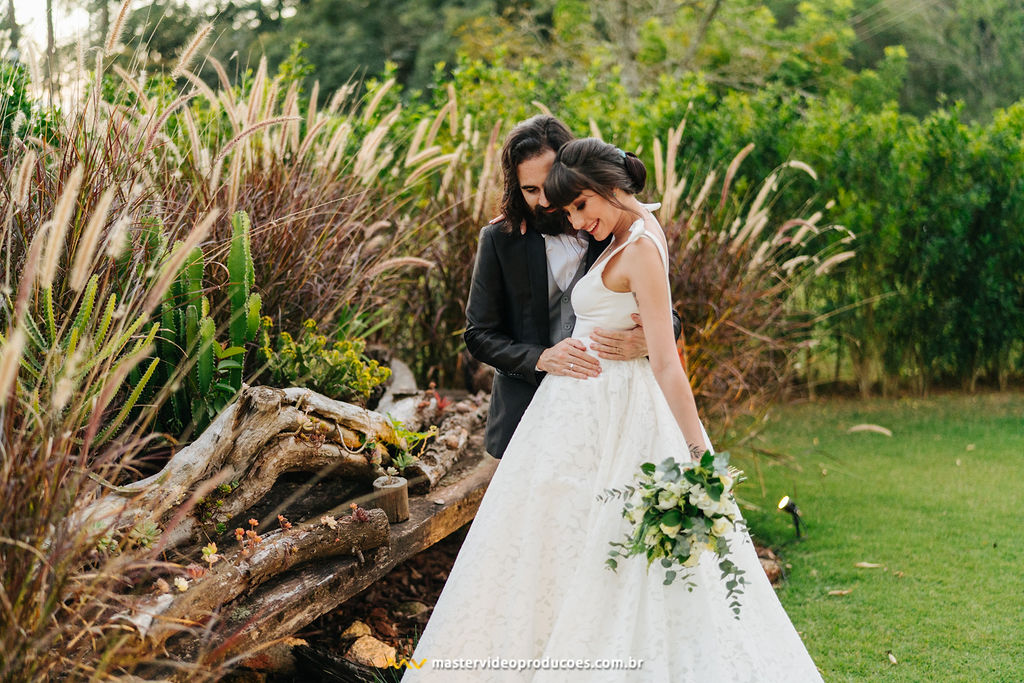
[600,450,748,616]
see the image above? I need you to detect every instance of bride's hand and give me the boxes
[536,338,601,378]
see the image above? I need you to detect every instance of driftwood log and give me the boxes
[124,507,391,647]
[70,381,489,677]
[74,386,459,551]
[155,451,498,674]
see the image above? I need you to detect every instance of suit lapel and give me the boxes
[525,230,550,344]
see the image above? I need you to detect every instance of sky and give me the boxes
[12,1,92,49]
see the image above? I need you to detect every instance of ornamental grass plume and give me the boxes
[104,0,131,54]
[651,129,855,438]
[171,22,214,80]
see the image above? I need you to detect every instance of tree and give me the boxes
[2,0,20,59]
[46,0,55,96]
[250,0,502,95]
[848,0,1024,119]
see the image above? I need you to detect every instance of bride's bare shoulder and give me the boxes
[620,232,665,270]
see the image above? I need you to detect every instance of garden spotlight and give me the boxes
[777,495,803,538]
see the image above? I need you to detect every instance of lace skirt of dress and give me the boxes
[404,356,823,682]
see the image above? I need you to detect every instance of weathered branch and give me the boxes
[126,508,390,647]
[405,399,488,493]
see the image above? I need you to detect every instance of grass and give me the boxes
[731,391,1024,682]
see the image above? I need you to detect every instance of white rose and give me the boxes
[659,521,682,538]
[712,497,736,516]
[692,490,715,513]
[656,490,679,510]
[719,474,734,491]
[668,480,691,496]
[711,517,732,536]
[644,527,661,546]
[683,552,702,568]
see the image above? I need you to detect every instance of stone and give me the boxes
[393,600,430,619]
[340,620,372,640]
[346,635,397,668]
[386,359,418,396]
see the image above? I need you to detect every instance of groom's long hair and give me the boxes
[499,115,574,235]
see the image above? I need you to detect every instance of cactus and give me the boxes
[140,211,263,436]
[226,210,260,388]
[196,315,215,396]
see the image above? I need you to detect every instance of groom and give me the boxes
[465,115,682,458]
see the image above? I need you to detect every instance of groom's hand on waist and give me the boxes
[536,338,601,378]
[592,316,648,361]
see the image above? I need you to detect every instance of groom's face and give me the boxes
[517,149,566,235]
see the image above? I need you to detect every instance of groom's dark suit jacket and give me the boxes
[464,220,682,458]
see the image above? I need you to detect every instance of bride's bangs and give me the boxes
[544,163,589,210]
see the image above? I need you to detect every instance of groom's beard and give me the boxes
[529,206,571,236]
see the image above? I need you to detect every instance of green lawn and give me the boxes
[730,392,1024,682]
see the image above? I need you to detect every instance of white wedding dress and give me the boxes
[405,220,823,682]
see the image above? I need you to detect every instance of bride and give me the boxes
[404,138,823,682]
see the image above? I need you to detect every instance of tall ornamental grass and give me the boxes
[0,20,444,679]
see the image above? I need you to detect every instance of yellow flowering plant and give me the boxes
[600,451,748,617]
[259,318,391,404]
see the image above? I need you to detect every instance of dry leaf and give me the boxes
[966,444,976,451]
[827,588,853,596]
[854,562,884,569]
[847,423,893,437]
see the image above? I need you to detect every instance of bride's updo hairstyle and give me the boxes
[544,137,647,214]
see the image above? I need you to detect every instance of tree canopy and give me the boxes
[33,0,1023,120]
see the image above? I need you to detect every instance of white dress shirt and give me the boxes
[543,230,589,294]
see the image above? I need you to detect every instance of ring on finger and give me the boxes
[569,363,574,372]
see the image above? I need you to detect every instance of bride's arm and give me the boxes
[621,238,705,458]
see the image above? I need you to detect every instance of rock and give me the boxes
[755,544,783,585]
[759,557,782,585]
[345,635,397,668]
[393,600,430,619]
[375,358,421,417]
[370,617,397,638]
[385,359,418,396]
[340,620,372,640]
